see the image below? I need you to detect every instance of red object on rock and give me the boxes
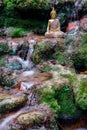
[66,21,79,32]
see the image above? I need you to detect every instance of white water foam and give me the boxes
[0,109,23,130]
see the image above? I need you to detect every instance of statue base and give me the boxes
[45,31,65,38]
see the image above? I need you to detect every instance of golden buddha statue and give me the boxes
[45,7,65,38]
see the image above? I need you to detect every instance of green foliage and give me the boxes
[0,43,9,55]
[81,33,87,44]
[0,17,4,27]
[5,17,44,30]
[56,86,77,118]
[75,79,87,110]
[3,0,50,10]
[36,86,60,114]
[72,43,87,71]
[34,25,47,35]
[3,0,16,10]
[8,27,24,37]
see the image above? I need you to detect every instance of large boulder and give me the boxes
[9,104,56,130]
[33,38,66,64]
[80,16,87,32]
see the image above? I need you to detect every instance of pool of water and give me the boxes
[59,110,87,130]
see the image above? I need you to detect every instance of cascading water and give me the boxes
[0,109,23,130]
[6,38,36,71]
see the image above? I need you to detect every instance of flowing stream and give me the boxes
[0,109,23,130]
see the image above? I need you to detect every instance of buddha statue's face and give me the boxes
[50,8,56,19]
[51,13,56,19]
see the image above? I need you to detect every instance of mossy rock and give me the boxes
[36,86,60,114]
[0,43,10,55]
[0,69,15,87]
[0,93,27,113]
[56,86,78,119]
[9,104,56,130]
[16,41,29,60]
[33,40,55,63]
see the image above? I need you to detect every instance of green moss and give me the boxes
[5,17,45,30]
[36,86,60,114]
[75,80,87,110]
[56,86,77,118]
[33,41,55,63]
[8,27,25,37]
[81,33,87,44]
[36,85,78,118]
[53,49,72,66]
[72,43,87,71]
[0,94,27,113]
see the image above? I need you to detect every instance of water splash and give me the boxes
[20,82,34,91]
[16,57,34,70]
[67,43,73,54]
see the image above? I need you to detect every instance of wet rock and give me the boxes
[18,71,52,85]
[0,93,27,113]
[6,60,22,70]
[16,41,29,60]
[0,43,10,55]
[80,16,87,32]
[66,21,80,35]
[9,104,55,130]
[0,67,16,87]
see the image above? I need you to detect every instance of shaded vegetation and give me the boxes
[75,79,87,110]
[0,56,5,67]
[0,43,9,55]
[36,86,60,114]
[7,27,25,37]
[56,85,77,118]
[72,43,87,71]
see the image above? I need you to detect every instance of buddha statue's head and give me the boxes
[50,7,56,19]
